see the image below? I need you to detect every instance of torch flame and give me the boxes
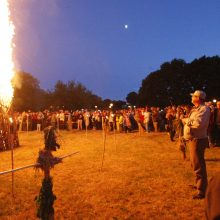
[0,0,15,111]
[9,117,13,123]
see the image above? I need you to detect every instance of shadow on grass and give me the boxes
[206,158,220,162]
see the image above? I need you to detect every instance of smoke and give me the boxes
[10,0,73,89]
[36,0,60,17]
[12,71,22,89]
[11,0,62,75]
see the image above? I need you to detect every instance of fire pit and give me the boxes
[0,108,19,151]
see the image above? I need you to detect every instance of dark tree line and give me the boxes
[127,56,220,107]
[12,56,220,111]
[12,72,103,111]
[12,72,46,111]
[11,72,126,111]
[48,80,102,110]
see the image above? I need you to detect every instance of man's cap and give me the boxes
[190,90,206,100]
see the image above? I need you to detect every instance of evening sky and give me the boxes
[12,0,220,100]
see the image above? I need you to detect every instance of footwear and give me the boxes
[189,184,197,190]
[209,143,216,148]
[192,193,205,200]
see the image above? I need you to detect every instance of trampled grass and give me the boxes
[0,130,220,219]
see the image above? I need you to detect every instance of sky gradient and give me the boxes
[12,0,220,100]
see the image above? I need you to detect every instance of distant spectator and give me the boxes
[143,107,151,133]
[77,111,83,130]
[37,111,44,131]
[134,109,144,135]
[209,101,220,147]
[166,107,176,141]
[123,112,131,133]
[152,107,159,132]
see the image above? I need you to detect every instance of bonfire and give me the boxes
[0,0,19,151]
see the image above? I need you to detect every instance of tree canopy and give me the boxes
[51,80,102,110]
[12,71,46,111]
[136,56,220,107]
[126,91,138,106]
[12,72,103,111]
[11,56,220,111]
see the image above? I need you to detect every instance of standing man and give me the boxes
[182,90,210,199]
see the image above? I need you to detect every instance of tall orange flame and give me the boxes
[0,0,15,111]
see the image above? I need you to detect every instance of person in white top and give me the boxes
[182,90,210,199]
[143,107,151,133]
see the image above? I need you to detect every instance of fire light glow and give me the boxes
[0,0,15,110]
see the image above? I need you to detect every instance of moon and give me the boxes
[124,24,128,29]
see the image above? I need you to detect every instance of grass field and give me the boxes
[0,130,220,220]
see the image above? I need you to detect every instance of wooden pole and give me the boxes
[8,113,15,197]
[114,123,116,150]
[59,151,79,160]
[0,163,39,175]
[10,132,14,197]
[27,115,29,132]
[0,151,79,175]
[101,126,106,171]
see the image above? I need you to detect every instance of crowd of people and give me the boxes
[1,90,220,217]
[11,107,167,133]
[10,100,220,145]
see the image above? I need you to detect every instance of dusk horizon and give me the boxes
[11,0,220,100]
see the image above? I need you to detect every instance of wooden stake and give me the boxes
[10,133,14,197]
[114,124,116,150]
[101,126,107,171]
